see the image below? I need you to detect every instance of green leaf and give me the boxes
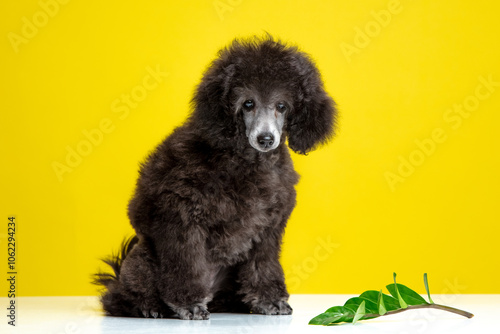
[342,303,360,320]
[359,290,400,311]
[344,297,378,314]
[386,283,429,306]
[309,273,474,326]
[390,273,408,308]
[308,311,343,326]
[324,306,355,324]
[309,306,356,325]
[377,290,387,315]
[352,301,366,324]
[424,273,435,304]
[325,305,348,314]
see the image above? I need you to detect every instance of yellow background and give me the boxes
[1,0,499,297]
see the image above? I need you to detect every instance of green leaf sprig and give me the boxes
[309,273,474,326]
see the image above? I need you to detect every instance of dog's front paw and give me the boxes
[172,304,210,320]
[250,299,293,315]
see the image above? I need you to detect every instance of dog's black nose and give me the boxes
[257,133,274,149]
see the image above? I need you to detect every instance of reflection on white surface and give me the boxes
[0,294,497,334]
[100,313,293,334]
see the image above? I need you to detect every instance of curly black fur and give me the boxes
[93,236,139,287]
[93,35,337,320]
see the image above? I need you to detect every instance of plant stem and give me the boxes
[365,304,474,319]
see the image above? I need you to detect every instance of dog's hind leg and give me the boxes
[119,239,169,318]
[94,236,147,317]
[99,280,137,317]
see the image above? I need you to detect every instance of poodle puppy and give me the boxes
[94,35,337,320]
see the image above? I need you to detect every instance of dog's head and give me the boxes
[235,86,290,152]
[191,36,337,155]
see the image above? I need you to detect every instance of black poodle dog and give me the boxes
[94,35,337,320]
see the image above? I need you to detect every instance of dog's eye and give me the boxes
[243,100,255,111]
[276,102,287,113]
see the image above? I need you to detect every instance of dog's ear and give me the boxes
[191,55,236,127]
[286,53,337,155]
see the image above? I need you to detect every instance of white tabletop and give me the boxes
[0,294,496,334]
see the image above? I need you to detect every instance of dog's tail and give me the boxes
[92,235,139,288]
